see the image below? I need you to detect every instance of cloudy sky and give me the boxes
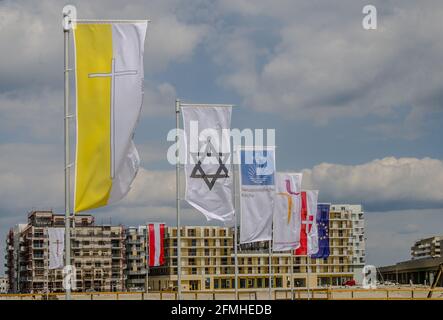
[1,0,443,273]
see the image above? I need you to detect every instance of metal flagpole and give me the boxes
[233,162,239,300]
[307,255,311,300]
[63,7,72,301]
[175,99,182,300]
[146,228,149,296]
[146,266,149,295]
[268,240,272,300]
[290,251,294,300]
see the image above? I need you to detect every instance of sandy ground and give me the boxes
[1,287,442,300]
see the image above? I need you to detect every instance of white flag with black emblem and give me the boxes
[182,105,234,223]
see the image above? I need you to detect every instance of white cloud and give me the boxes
[0,88,62,139]
[0,143,63,212]
[0,143,175,213]
[0,0,208,88]
[142,82,177,116]
[302,157,443,208]
[122,168,175,207]
[212,1,443,133]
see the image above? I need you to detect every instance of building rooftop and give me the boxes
[379,256,443,273]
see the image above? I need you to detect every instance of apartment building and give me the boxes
[4,210,126,293]
[330,204,365,283]
[125,226,148,291]
[411,236,442,260]
[5,223,27,293]
[148,205,365,291]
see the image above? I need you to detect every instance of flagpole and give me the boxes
[290,250,294,300]
[145,266,149,296]
[307,255,311,300]
[175,99,182,300]
[233,162,239,300]
[63,7,72,301]
[268,240,272,300]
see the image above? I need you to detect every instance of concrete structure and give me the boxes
[5,204,365,293]
[379,257,443,286]
[330,204,365,283]
[147,205,365,291]
[4,210,126,293]
[0,276,8,293]
[5,223,27,293]
[125,226,148,291]
[411,236,442,260]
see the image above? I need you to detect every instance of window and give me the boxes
[294,279,305,288]
[257,278,263,288]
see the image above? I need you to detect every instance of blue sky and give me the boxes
[1,0,443,274]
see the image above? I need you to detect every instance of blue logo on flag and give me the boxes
[240,150,275,186]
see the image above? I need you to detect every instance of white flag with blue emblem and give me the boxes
[238,146,276,243]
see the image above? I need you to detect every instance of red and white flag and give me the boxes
[295,190,319,256]
[148,223,165,267]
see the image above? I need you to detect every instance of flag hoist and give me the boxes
[62,6,149,300]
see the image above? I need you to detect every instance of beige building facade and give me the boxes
[411,236,442,260]
[148,204,364,291]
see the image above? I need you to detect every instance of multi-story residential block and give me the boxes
[411,236,442,260]
[5,210,126,293]
[5,223,27,293]
[125,226,148,291]
[5,204,365,294]
[147,205,365,292]
[330,204,365,283]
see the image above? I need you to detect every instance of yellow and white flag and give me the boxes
[73,22,147,213]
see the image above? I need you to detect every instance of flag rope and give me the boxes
[233,163,239,300]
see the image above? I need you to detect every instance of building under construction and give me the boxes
[5,210,126,293]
